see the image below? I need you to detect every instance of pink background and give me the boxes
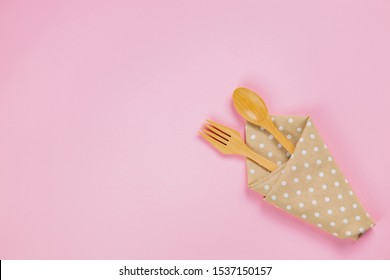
[1,0,390,259]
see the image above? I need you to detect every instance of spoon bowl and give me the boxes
[233,87,269,123]
[233,87,295,154]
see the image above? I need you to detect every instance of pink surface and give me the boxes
[1,0,390,259]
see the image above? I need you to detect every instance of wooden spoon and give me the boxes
[233,87,295,154]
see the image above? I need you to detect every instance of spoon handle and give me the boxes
[263,117,295,154]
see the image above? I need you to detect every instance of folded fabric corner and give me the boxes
[245,115,375,240]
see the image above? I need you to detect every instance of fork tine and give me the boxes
[199,130,227,147]
[200,128,227,145]
[206,119,232,137]
[203,123,230,142]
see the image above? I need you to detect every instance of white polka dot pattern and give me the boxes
[245,116,375,240]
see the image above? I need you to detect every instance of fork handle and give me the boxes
[243,147,278,172]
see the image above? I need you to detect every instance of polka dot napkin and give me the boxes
[246,116,375,240]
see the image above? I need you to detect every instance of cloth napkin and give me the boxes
[245,116,374,240]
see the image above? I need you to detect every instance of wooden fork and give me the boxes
[199,119,277,172]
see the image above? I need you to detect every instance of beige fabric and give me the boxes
[246,116,375,240]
